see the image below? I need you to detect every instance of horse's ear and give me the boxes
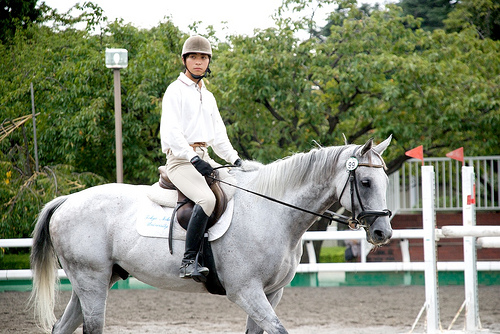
[373,135,392,156]
[342,133,349,145]
[360,138,374,156]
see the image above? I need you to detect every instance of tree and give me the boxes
[0,3,186,184]
[0,0,42,43]
[398,0,454,31]
[0,3,185,237]
[212,29,319,162]
[445,0,500,40]
[211,1,500,173]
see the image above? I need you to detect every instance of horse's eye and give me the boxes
[361,180,371,188]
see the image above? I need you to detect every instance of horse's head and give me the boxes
[336,136,393,246]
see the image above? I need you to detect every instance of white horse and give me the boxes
[30,136,393,334]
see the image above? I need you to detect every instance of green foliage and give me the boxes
[0,0,42,43]
[0,4,185,184]
[0,3,187,237]
[319,246,346,263]
[213,28,319,162]
[444,0,500,40]
[398,0,454,31]
[0,152,106,238]
[0,253,30,269]
[213,3,500,170]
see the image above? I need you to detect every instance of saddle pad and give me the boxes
[136,198,234,242]
[146,182,178,207]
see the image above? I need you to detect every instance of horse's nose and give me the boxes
[373,227,392,243]
[371,221,393,244]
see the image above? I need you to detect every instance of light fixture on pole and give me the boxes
[105,48,128,183]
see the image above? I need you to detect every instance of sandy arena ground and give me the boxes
[1,285,499,333]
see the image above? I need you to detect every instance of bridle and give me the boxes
[336,152,392,230]
[209,151,392,232]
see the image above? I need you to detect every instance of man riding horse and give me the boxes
[160,35,242,280]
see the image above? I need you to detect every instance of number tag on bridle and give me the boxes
[346,157,359,171]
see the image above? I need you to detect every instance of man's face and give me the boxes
[183,53,210,80]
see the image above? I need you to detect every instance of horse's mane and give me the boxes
[251,145,355,198]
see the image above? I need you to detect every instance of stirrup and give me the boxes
[179,260,209,282]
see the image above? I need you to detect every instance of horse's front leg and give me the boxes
[245,288,285,334]
[227,285,288,334]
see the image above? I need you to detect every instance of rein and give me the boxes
[208,170,351,227]
[210,156,392,230]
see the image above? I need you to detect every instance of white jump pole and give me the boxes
[442,226,500,238]
[462,166,480,331]
[477,237,500,248]
[421,165,484,333]
[422,165,440,333]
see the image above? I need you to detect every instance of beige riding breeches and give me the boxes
[166,147,218,216]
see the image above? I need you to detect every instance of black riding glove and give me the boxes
[233,158,242,167]
[190,156,213,176]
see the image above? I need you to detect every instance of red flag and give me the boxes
[405,145,424,165]
[446,147,464,165]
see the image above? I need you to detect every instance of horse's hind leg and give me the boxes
[60,269,111,334]
[52,270,122,334]
[52,291,83,333]
[79,279,110,333]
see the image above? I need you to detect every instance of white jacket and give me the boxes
[160,72,239,163]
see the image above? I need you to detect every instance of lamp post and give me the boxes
[105,48,128,183]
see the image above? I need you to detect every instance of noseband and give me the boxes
[336,154,392,231]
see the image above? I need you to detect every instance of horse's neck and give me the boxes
[281,179,338,231]
[235,148,349,244]
[251,165,342,239]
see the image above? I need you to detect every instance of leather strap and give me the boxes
[190,142,207,148]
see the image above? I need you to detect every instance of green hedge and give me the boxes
[319,246,345,263]
[0,253,30,269]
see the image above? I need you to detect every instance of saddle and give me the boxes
[157,166,228,230]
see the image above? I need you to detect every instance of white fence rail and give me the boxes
[388,155,500,214]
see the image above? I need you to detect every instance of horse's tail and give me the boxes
[29,196,68,332]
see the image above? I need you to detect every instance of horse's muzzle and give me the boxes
[357,209,393,245]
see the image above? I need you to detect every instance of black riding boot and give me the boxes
[179,204,210,280]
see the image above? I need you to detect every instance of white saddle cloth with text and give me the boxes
[135,184,234,242]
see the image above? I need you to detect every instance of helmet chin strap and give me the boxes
[185,65,211,84]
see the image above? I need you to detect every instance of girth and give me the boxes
[157,166,228,230]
